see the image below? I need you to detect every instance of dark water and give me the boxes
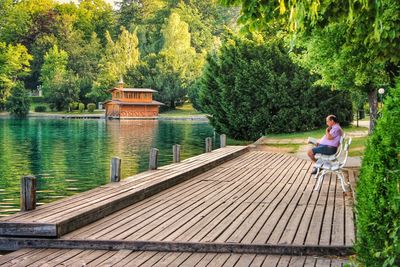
[0,118,216,217]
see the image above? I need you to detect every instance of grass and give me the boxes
[159,103,204,117]
[264,125,368,139]
[226,138,254,146]
[261,144,301,154]
[348,136,368,157]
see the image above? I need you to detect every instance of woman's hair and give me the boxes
[327,114,338,123]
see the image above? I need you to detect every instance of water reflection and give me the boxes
[0,118,215,216]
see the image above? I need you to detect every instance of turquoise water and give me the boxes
[0,118,217,217]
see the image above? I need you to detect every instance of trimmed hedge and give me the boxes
[198,34,353,140]
[78,103,85,113]
[87,103,96,112]
[355,82,400,266]
[30,96,46,103]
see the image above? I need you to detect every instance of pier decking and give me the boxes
[0,148,356,266]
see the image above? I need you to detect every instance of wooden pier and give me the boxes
[0,147,356,266]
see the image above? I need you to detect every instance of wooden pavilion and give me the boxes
[104,81,163,119]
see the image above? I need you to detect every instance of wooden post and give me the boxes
[110,157,122,182]
[220,134,226,148]
[173,144,181,163]
[149,148,159,170]
[205,137,212,152]
[20,175,36,211]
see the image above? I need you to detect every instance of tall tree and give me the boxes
[0,42,32,110]
[90,27,140,101]
[220,0,400,132]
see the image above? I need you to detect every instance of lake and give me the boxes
[0,118,217,217]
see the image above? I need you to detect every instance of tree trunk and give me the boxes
[368,89,378,134]
[170,99,176,109]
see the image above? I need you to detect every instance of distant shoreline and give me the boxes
[0,112,209,121]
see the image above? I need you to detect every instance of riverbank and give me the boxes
[0,111,209,121]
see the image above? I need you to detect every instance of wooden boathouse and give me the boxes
[104,81,163,119]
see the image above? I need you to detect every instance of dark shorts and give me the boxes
[312,145,337,155]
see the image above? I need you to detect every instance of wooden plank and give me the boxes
[276,255,291,267]
[222,253,241,267]
[0,239,353,256]
[331,180,345,246]
[62,163,238,239]
[68,250,110,267]
[39,249,86,267]
[110,157,122,182]
[166,252,192,266]
[234,254,256,267]
[131,252,165,267]
[112,251,148,267]
[221,155,298,243]
[85,251,117,266]
[94,249,132,266]
[192,253,217,267]
[75,161,248,240]
[288,256,306,267]
[255,160,309,244]
[119,163,262,241]
[304,173,332,245]
[1,147,247,223]
[261,255,280,267]
[249,254,267,267]
[207,253,231,267]
[268,162,313,245]
[20,176,36,212]
[10,249,60,267]
[179,253,207,267]
[315,257,332,267]
[0,249,40,265]
[318,171,337,246]
[303,256,316,267]
[237,157,304,243]
[345,172,355,246]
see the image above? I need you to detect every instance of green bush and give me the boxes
[355,82,400,266]
[198,33,353,140]
[87,103,96,112]
[34,105,47,112]
[30,96,46,103]
[78,103,85,113]
[69,101,79,111]
[6,83,30,117]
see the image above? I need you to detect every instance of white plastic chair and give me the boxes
[314,137,352,192]
[314,134,346,177]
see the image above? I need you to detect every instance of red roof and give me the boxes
[109,88,157,93]
[103,100,164,106]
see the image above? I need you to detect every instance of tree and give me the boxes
[355,81,400,266]
[220,0,400,132]
[0,42,32,110]
[40,45,79,110]
[90,27,140,101]
[6,82,30,117]
[199,33,352,140]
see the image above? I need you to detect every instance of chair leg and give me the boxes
[314,170,326,191]
[337,171,348,192]
[314,168,320,178]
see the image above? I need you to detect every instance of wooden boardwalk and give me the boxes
[0,146,248,237]
[0,149,356,266]
[0,249,349,266]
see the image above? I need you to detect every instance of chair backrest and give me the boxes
[340,137,352,168]
[334,133,346,158]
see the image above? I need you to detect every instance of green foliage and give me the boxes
[6,82,30,117]
[87,103,96,112]
[0,42,32,110]
[30,96,46,103]
[69,101,79,111]
[34,105,47,112]
[91,27,140,101]
[199,33,352,140]
[78,102,85,113]
[355,81,400,266]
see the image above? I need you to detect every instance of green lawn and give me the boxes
[265,125,368,139]
[348,136,368,157]
[159,103,205,117]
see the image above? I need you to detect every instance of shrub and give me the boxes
[69,101,79,111]
[6,83,30,117]
[34,105,47,112]
[87,103,96,112]
[78,103,85,113]
[30,96,46,103]
[355,81,400,266]
[198,34,353,140]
